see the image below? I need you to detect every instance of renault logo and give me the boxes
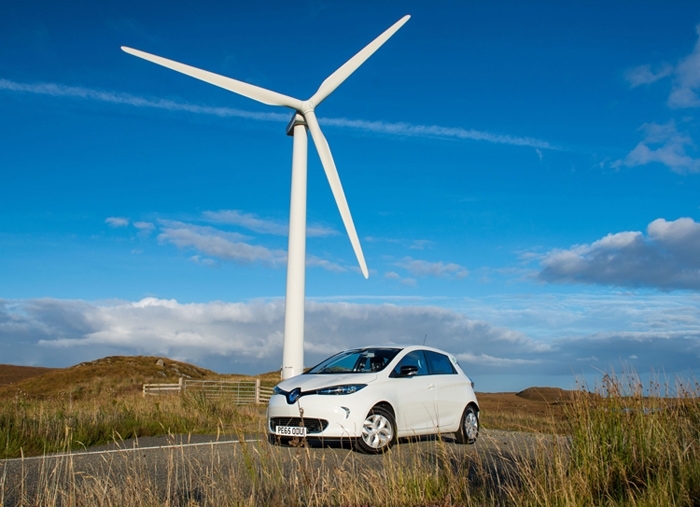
[287,387,302,405]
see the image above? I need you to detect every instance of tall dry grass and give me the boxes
[1,391,265,459]
[1,371,699,506]
[1,435,509,506]
[510,371,700,506]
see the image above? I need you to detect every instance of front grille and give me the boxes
[270,417,328,434]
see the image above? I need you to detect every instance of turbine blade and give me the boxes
[304,111,369,279]
[121,46,303,110]
[310,15,410,106]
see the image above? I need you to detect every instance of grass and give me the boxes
[0,392,267,459]
[512,372,700,506]
[477,388,574,435]
[1,361,699,506]
[0,356,222,400]
[1,427,506,506]
[0,356,272,459]
[0,364,56,387]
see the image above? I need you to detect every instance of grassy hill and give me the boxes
[0,356,277,458]
[0,364,56,386]
[0,356,575,433]
[0,356,277,400]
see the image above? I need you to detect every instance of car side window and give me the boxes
[425,350,457,375]
[391,350,429,377]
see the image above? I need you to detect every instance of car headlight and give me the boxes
[315,384,367,395]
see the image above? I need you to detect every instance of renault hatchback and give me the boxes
[268,345,479,453]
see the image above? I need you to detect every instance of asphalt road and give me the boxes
[0,429,561,506]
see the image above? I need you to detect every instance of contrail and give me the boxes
[322,117,555,149]
[0,78,287,122]
[1,78,555,150]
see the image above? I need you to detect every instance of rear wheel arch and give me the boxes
[454,403,479,444]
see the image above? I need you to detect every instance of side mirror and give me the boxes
[399,365,418,377]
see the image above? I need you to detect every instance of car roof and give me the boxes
[353,344,456,357]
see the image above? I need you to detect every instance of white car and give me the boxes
[267,345,479,453]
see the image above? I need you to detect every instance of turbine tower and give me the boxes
[122,15,410,379]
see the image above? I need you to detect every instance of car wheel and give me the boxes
[455,405,479,444]
[355,406,396,454]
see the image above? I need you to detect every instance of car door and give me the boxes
[425,350,463,430]
[390,350,438,435]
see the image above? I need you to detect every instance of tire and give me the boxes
[354,406,397,454]
[455,405,479,444]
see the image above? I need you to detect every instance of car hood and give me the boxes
[275,373,378,392]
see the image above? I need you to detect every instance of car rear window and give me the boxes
[425,350,457,375]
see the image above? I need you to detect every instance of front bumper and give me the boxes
[267,393,369,439]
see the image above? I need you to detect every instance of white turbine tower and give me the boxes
[122,15,410,379]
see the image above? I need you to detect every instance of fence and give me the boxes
[143,378,274,404]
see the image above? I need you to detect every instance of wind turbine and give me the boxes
[122,15,410,379]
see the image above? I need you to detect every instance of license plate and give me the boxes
[275,425,307,437]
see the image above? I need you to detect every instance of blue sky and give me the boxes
[2,1,700,391]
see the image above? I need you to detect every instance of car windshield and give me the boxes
[306,348,402,374]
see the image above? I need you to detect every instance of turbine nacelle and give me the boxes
[286,113,306,136]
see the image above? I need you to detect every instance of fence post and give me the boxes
[179,377,184,395]
[255,379,261,404]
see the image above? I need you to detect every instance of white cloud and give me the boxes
[203,210,288,235]
[2,295,699,389]
[617,24,700,173]
[669,24,700,108]
[613,121,700,173]
[0,78,554,150]
[456,353,541,368]
[133,221,155,231]
[157,220,287,267]
[156,220,353,272]
[306,255,346,273]
[105,217,129,228]
[383,270,416,286]
[0,298,540,376]
[202,210,336,237]
[624,63,673,87]
[102,214,354,274]
[395,257,469,279]
[189,255,217,266]
[409,240,434,250]
[539,217,700,290]
[621,24,700,108]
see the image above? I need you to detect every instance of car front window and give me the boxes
[307,348,401,374]
[391,350,429,377]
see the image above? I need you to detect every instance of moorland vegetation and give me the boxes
[0,357,698,506]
